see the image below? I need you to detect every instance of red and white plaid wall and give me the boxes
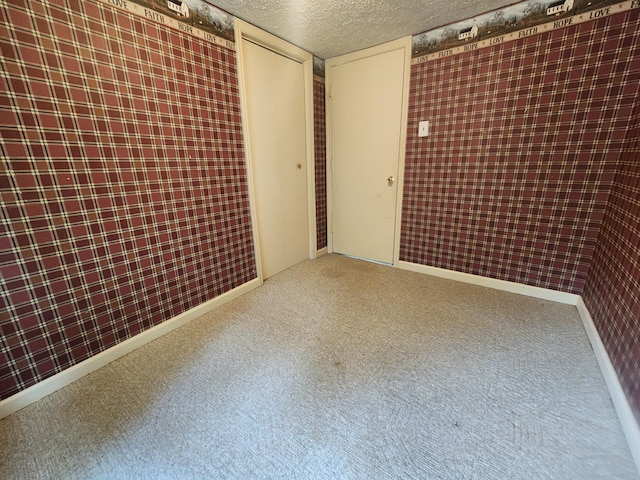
[0,0,257,399]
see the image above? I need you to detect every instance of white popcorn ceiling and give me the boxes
[211,0,520,59]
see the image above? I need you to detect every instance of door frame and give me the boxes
[235,19,317,282]
[325,37,412,267]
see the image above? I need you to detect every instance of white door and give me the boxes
[241,38,309,278]
[328,39,410,265]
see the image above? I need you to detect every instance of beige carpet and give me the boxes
[0,254,637,479]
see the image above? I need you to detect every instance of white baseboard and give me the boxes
[398,261,579,305]
[0,277,262,420]
[576,298,640,473]
[399,261,638,472]
[317,247,328,257]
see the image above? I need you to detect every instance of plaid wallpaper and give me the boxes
[0,0,256,399]
[314,74,327,250]
[401,9,640,295]
[583,96,640,424]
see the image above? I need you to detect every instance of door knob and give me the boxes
[387,176,396,186]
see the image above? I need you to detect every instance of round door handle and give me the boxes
[387,176,396,186]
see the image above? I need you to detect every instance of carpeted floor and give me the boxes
[0,254,637,479]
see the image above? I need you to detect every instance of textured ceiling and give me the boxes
[210,0,520,59]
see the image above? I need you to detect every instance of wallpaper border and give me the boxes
[96,0,235,49]
[413,0,639,63]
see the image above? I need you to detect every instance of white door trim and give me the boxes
[235,19,317,281]
[325,37,411,266]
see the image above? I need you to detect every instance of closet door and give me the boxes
[237,20,316,279]
[327,38,411,265]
